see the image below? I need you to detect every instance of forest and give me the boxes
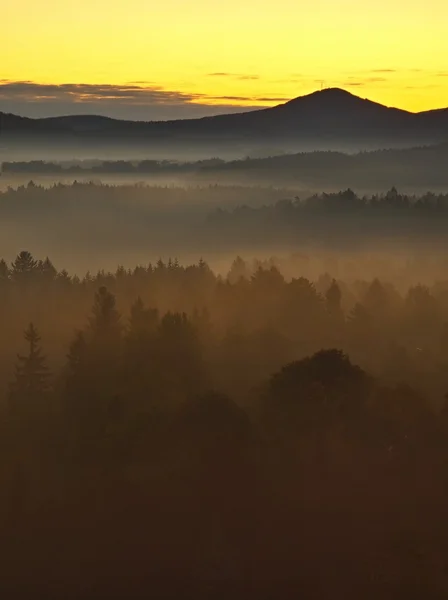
[2,249,448,598]
[3,183,448,278]
[3,142,448,189]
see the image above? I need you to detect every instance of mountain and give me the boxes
[1,88,448,160]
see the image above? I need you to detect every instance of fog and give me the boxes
[1,178,448,277]
[2,169,448,598]
[0,135,427,164]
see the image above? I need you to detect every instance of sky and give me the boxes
[2,0,448,120]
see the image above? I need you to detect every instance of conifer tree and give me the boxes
[10,251,38,284]
[10,323,49,400]
[88,286,121,340]
[37,257,57,282]
[67,331,88,377]
[128,296,158,338]
[325,279,342,315]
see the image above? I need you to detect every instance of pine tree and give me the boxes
[10,251,38,284]
[37,257,57,282]
[227,256,248,283]
[325,279,342,316]
[123,298,159,404]
[67,331,88,376]
[56,269,72,286]
[128,296,158,338]
[88,286,121,340]
[10,323,49,399]
[64,330,90,413]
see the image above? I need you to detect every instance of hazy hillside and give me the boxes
[2,89,448,161]
[3,142,448,192]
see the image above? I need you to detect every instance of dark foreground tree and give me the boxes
[263,349,371,432]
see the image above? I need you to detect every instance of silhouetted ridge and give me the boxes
[1,88,448,150]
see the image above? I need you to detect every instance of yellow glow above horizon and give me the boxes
[3,0,448,113]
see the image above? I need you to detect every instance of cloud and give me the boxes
[253,96,287,102]
[207,73,259,80]
[341,75,387,87]
[0,81,202,105]
[370,69,396,73]
[236,75,260,81]
[209,94,285,102]
[0,81,284,105]
[0,80,280,120]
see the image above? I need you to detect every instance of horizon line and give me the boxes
[1,85,447,123]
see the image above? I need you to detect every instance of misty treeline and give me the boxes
[3,142,448,187]
[2,250,448,598]
[4,183,448,270]
[0,182,297,272]
[211,186,448,217]
[208,187,448,247]
[0,180,290,221]
[2,157,225,174]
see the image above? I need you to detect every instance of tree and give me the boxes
[128,296,158,339]
[0,258,9,283]
[56,269,72,287]
[10,323,50,401]
[363,278,391,318]
[227,256,249,284]
[124,297,159,403]
[251,265,284,290]
[179,391,251,460]
[65,288,123,413]
[406,285,437,324]
[325,279,342,316]
[66,331,88,379]
[347,302,371,331]
[88,286,121,341]
[10,251,38,284]
[440,322,448,359]
[156,312,206,403]
[263,349,370,431]
[37,257,57,283]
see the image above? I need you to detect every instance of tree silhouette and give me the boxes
[227,256,249,283]
[264,349,370,432]
[10,323,49,401]
[124,297,159,406]
[88,286,122,341]
[67,331,88,378]
[128,296,158,339]
[10,251,38,284]
[0,258,9,283]
[156,312,206,403]
[325,279,342,316]
[179,391,251,462]
[37,257,57,282]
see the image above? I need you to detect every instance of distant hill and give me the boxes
[1,88,448,159]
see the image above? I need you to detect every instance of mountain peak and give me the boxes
[314,87,356,96]
[281,87,366,108]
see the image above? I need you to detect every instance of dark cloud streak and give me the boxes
[0,80,275,120]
